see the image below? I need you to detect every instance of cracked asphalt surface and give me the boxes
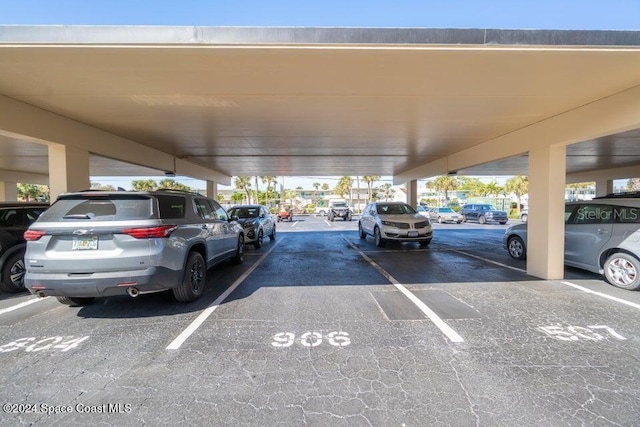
[1,216,639,426]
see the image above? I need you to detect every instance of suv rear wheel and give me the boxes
[174,251,206,302]
[358,223,366,239]
[0,251,27,293]
[604,253,640,290]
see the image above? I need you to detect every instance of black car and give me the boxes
[0,202,49,292]
[459,203,508,225]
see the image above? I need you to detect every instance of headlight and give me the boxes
[242,221,256,228]
[381,221,398,227]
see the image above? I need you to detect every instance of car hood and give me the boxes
[379,214,425,222]
[236,218,257,224]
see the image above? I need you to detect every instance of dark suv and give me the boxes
[24,190,244,306]
[0,202,49,293]
[460,203,508,224]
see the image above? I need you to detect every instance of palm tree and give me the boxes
[504,175,528,215]
[381,183,395,201]
[131,179,158,192]
[261,176,277,207]
[234,176,252,204]
[321,183,330,191]
[17,183,43,201]
[158,178,191,191]
[430,176,458,203]
[628,178,640,191]
[363,176,379,202]
[335,176,353,199]
[485,180,504,205]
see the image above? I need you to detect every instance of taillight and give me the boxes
[122,225,177,239]
[24,230,46,241]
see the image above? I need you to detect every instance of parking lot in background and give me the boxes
[1,216,639,426]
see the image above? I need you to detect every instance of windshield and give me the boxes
[331,202,347,208]
[38,194,156,221]
[228,207,259,219]
[376,204,416,215]
[439,208,454,213]
[479,205,497,211]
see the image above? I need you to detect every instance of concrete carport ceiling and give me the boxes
[0,26,640,183]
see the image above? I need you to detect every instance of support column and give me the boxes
[48,145,90,201]
[527,145,566,280]
[206,180,217,200]
[595,178,614,198]
[0,182,18,201]
[406,180,418,207]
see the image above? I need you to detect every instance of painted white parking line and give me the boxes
[344,236,464,343]
[166,239,282,350]
[561,281,640,311]
[453,250,527,273]
[324,220,332,226]
[0,296,48,316]
[292,221,299,227]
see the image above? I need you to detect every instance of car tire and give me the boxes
[347,212,353,221]
[231,235,245,265]
[461,215,467,222]
[319,210,326,216]
[499,221,507,225]
[328,213,334,221]
[478,215,486,224]
[56,296,95,306]
[0,251,27,293]
[521,214,528,223]
[358,223,366,239]
[173,251,206,302]
[374,227,385,247]
[604,252,640,290]
[507,236,527,260]
[419,239,432,247]
[438,217,443,224]
[269,226,276,241]
[254,230,263,249]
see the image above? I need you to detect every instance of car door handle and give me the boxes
[596,228,609,234]
[201,224,208,229]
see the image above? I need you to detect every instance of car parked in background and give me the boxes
[428,207,463,224]
[460,204,508,224]
[227,204,276,249]
[277,207,293,222]
[24,190,244,306]
[503,193,640,290]
[359,201,432,247]
[520,209,528,222]
[416,205,429,218]
[0,202,49,293]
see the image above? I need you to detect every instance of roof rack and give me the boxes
[593,191,640,199]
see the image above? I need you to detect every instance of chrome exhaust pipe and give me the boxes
[126,287,140,298]
[35,291,46,298]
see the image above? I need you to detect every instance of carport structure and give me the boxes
[1,26,640,281]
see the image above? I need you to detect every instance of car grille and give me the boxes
[415,221,429,228]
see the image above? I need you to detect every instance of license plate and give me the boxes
[408,231,419,237]
[72,236,98,250]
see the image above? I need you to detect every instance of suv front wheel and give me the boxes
[604,252,640,290]
[231,235,245,264]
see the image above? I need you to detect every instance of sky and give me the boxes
[3,1,638,191]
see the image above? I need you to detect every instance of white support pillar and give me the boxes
[595,178,614,198]
[206,180,217,200]
[0,182,18,201]
[406,180,418,207]
[527,145,566,280]
[48,145,90,201]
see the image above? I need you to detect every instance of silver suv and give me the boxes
[24,190,244,306]
[503,193,640,290]
[359,201,432,247]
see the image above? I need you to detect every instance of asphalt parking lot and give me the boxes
[1,216,639,426]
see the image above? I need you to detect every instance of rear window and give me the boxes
[38,194,155,221]
[156,195,186,219]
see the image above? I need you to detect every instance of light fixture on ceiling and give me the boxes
[447,170,458,176]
